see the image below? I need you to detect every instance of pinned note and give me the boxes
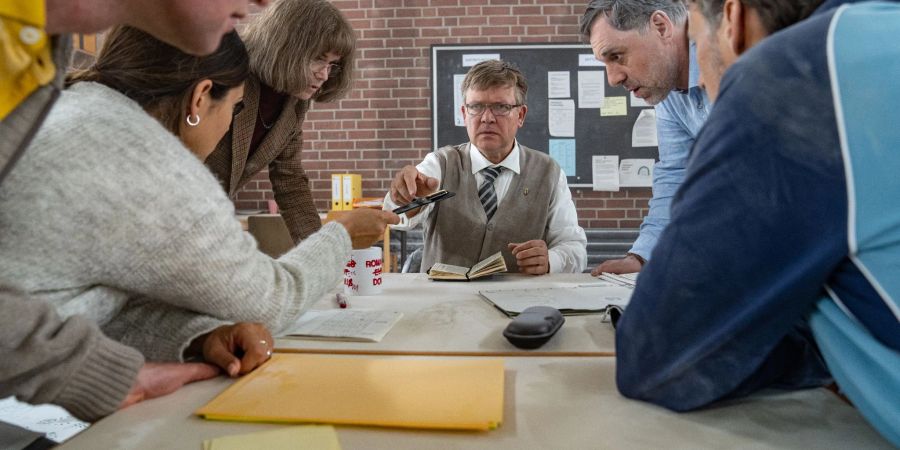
[620,158,655,187]
[600,96,627,116]
[548,99,575,137]
[632,109,658,147]
[547,71,571,98]
[549,139,577,176]
[592,155,620,191]
[578,71,605,109]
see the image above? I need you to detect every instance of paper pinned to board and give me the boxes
[547,71,571,98]
[632,109,658,147]
[548,99,575,137]
[600,96,627,116]
[619,158,655,187]
[549,139,577,176]
[202,425,341,450]
[197,354,505,431]
[592,155,619,191]
[453,74,466,127]
[578,70,605,109]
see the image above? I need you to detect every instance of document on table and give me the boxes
[197,354,505,431]
[280,310,403,342]
[0,397,88,443]
[479,285,633,317]
[202,425,341,450]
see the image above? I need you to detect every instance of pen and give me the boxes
[336,293,349,309]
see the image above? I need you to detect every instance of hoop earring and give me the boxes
[186,114,201,126]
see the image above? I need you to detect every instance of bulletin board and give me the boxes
[431,43,659,188]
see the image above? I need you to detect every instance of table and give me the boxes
[276,273,617,356]
[59,357,892,449]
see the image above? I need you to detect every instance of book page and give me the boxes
[428,263,470,278]
[281,310,403,342]
[469,251,506,277]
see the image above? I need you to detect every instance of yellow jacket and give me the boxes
[0,1,55,120]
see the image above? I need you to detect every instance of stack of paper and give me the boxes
[480,285,633,317]
[596,272,638,288]
[197,354,505,431]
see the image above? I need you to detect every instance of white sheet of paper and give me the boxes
[632,108,659,147]
[578,54,604,66]
[578,71,605,109]
[547,71,571,98]
[630,92,650,107]
[548,99,575,137]
[619,158,655,187]
[453,74,466,127]
[480,286,633,316]
[0,397,89,443]
[281,309,403,342]
[592,155,620,191]
[462,53,499,67]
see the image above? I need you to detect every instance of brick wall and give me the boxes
[234,0,650,230]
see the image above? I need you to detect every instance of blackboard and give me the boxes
[431,43,659,187]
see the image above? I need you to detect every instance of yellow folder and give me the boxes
[196,354,505,431]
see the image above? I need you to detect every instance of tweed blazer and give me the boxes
[206,74,321,242]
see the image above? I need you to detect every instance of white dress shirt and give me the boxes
[384,141,587,273]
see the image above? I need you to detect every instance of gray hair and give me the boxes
[580,0,688,37]
[688,0,823,34]
[461,60,528,105]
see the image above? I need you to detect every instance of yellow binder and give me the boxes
[341,173,361,210]
[196,354,504,431]
[331,174,343,211]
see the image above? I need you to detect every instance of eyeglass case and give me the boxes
[503,306,565,349]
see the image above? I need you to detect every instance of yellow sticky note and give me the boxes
[203,425,341,450]
[197,354,505,431]
[600,96,628,116]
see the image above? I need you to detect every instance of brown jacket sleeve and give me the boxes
[0,292,144,421]
[269,103,321,242]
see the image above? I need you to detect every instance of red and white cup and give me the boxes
[343,246,383,296]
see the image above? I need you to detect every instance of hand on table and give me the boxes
[508,240,550,275]
[389,165,439,216]
[590,254,643,276]
[120,362,219,409]
[185,322,274,378]
[335,209,400,249]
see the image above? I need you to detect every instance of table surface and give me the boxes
[59,356,892,450]
[276,273,617,356]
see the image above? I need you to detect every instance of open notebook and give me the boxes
[480,284,633,317]
[197,354,505,431]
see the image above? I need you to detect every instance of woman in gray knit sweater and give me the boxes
[0,27,398,370]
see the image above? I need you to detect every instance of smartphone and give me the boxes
[392,190,456,214]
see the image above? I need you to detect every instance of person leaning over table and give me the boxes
[580,0,711,276]
[207,0,356,243]
[616,0,899,445]
[384,60,587,275]
[0,0,273,422]
[0,25,398,417]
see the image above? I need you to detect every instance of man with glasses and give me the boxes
[385,60,586,275]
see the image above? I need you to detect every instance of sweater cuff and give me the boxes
[53,334,144,422]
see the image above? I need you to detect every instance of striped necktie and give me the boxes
[478,166,503,221]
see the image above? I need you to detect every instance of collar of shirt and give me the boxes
[468,141,521,175]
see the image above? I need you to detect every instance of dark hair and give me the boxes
[461,60,528,105]
[68,26,249,134]
[688,0,824,34]
[580,0,688,38]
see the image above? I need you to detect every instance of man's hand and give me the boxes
[193,322,274,377]
[591,254,643,276]
[335,209,401,249]
[389,165,439,216]
[120,362,219,409]
[508,240,550,275]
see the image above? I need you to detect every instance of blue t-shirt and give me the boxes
[615,3,900,438]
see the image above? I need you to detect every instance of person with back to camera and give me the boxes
[0,25,398,419]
